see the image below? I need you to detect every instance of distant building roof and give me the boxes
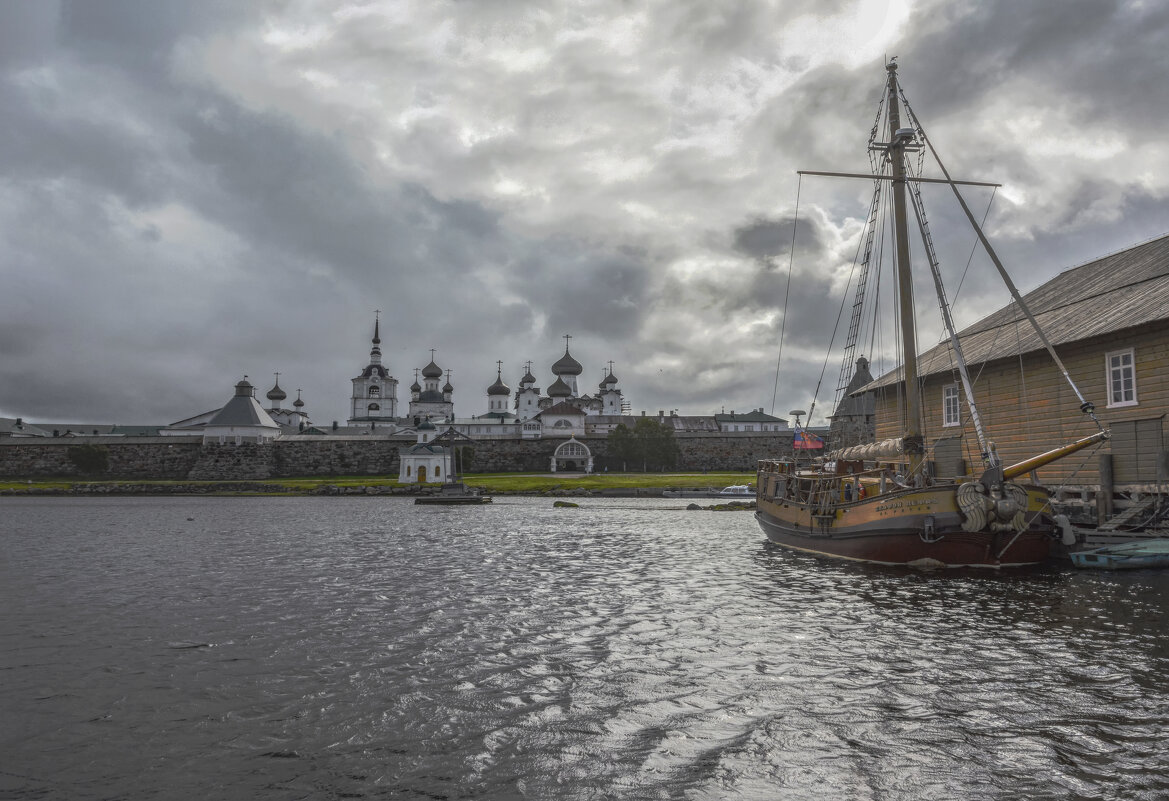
[0,417,51,437]
[868,233,1169,389]
[207,380,281,428]
[401,443,446,455]
[109,425,164,436]
[714,409,787,424]
[539,401,587,416]
[832,357,876,417]
[359,364,389,379]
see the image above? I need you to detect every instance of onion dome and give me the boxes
[422,360,443,379]
[266,379,287,402]
[411,379,422,392]
[522,368,537,384]
[548,376,572,397]
[293,390,304,409]
[444,380,454,393]
[418,418,436,431]
[552,346,583,376]
[604,371,618,386]
[488,368,510,396]
[234,378,254,397]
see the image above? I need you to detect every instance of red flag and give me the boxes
[793,431,824,450]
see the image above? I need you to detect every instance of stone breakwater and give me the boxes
[0,432,794,481]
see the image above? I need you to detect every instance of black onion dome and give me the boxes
[411,380,422,392]
[293,396,304,408]
[422,360,443,379]
[552,348,583,376]
[417,418,436,431]
[604,371,618,385]
[522,369,537,384]
[547,376,572,397]
[443,380,454,393]
[266,382,287,401]
[488,375,510,395]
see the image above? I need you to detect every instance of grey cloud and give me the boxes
[3,1,1168,426]
[732,215,823,262]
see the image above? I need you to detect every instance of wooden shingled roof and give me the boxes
[867,233,1169,389]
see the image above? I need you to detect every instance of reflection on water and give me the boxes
[2,497,1167,800]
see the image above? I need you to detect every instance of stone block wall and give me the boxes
[272,438,405,478]
[676,431,795,471]
[0,431,795,480]
[0,437,204,479]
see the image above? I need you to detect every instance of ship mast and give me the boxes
[885,62,925,475]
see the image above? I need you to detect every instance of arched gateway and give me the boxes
[551,437,593,473]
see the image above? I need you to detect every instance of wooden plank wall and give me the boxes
[872,321,1169,487]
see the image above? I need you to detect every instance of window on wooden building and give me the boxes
[1106,349,1137,408]
[942,384,961,427]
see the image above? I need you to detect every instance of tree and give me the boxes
[606,419,681,472]
[606,424,638,471]
[633,417,680,471]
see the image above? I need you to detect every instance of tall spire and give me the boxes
[369,310,382,364]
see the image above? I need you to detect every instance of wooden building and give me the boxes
[862,234,1169,505]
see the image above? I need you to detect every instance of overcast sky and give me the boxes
[3,0,1168,427]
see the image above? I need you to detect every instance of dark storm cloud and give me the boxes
[902,0,1169,126]
[509,244,650,339]
[2,1,1168,425]
[732,215,823,263]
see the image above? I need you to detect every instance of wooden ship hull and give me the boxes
[754,470,1054,568]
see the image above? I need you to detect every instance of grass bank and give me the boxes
[0,472,756,496]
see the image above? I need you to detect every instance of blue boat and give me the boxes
[1069,539,1169,569]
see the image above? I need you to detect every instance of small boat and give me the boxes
[754,61,1110,568]
[663,486,752,498]
[1069,539,1169,569]
[415,482,492,505]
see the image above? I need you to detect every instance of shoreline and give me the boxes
[0,473,757,499]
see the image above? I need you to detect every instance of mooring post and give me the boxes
[1098,453,1114,525]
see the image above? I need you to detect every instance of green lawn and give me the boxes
[0,471,756,495]
[459,472,754,492]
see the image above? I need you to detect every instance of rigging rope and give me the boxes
[770,175,802,416]
[898,85,1106,434]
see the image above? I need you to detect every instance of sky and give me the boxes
[3,0,1168,427]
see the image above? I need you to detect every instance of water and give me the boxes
[2,497,1167,800]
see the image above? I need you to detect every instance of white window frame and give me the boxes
[1106,348,1137,408]
[942,383,961,427]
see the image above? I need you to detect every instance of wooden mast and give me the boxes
[886,62,924,474]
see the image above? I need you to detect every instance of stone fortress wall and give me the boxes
[0,432,794,481]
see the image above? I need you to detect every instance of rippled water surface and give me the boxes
[2,496,1168,800]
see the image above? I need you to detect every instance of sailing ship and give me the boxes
[755,61,1109,568]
